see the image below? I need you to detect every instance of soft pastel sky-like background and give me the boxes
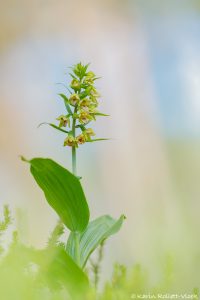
[1,0,200,289]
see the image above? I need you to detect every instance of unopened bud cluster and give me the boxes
[56,62,106,148]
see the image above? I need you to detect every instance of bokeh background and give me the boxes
[1,0,200,290]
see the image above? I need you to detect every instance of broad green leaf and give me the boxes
[44,246,89,296]
[58,93,73,114]
[25,158,90,232]
[38,122,69,134]
[66,214,125,268]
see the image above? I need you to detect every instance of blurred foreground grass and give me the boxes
[0,205,199,300]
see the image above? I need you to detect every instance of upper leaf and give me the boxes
[58,93,73,115]
[28,158,90,232]
[86,138,109,143]
[66,214,125,268]
[38,122,69,134]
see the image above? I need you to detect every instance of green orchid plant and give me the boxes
[22,62,125,296]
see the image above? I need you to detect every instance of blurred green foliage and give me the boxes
[0,206,198,300]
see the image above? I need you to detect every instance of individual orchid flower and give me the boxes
[64,135,76,147]
[76,134,86,145]
[69,94,80,106]
[56,115,70,127]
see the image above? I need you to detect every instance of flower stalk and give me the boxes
[72,105,77,176]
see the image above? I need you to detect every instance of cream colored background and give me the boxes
[0,0,199,287]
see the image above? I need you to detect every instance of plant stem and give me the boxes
[72,146,76,175]
[71,104,81,265]
[74,231,81,266]
[72,106,77,176]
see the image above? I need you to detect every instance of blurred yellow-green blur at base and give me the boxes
[0,0,200,297]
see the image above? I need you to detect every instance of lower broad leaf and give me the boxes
[66,214,125,268]
[43,246,89,296]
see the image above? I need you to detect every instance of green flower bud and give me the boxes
[88,107,98,114]
[76,134,86,145]
[56,115,70,127]
[72,62,87,78]
[64,135,76,147]
[85,128,95,136]
[85,71,95,78]
[90,87,100,98]
[83,77,94,85]
[89,96,98,105]
[69,94,80,106]
[70,79,81,90]
[83,128,95,140]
